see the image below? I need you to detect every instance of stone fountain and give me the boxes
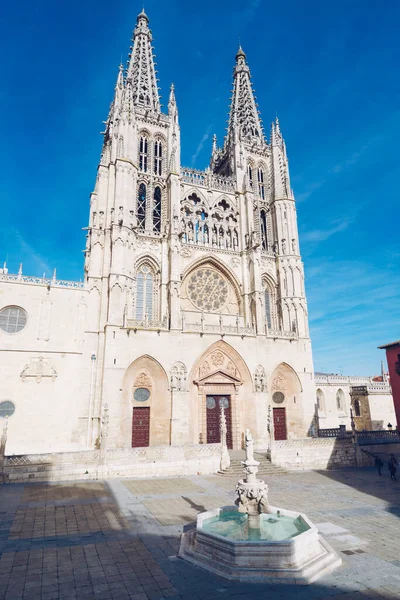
[179,429,341,584]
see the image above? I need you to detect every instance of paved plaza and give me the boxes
[0,468,399,599]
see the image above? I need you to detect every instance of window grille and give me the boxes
[135,265,154,320]
[153,187,162,233]
[154,141,162,176]
[258,168,265,199]
[0,306,27,333]
[260,209,268,251]
[139,136,148,172]
[137,183,146,230]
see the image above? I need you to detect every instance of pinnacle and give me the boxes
[236,45,246,61]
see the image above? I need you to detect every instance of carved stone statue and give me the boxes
[245,429,255,463]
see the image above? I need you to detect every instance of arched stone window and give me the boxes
[258,167,265,199]
[263,277,277,331]
[135,264,156,320]
[247,164,253,189]
[137,183,147,230]
[260,209,268,251]
[264,289,272,329]
[139,136,148,172]
[316,389,325,413]
[336,389,345,411]
[153,186,162,233]
[354,398,361,417]
[154,140,162,176]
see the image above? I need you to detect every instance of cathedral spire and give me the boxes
[126,10,160,113]
[227,46,265,146]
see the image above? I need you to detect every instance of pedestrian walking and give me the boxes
[388,454,397,481]
[375,455,383,476]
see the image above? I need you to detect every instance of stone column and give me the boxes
[220,407,230,471]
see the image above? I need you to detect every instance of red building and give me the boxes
[379,340,400,430]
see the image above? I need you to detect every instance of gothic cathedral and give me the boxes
[84,10,315,450]
[0,10,318,456]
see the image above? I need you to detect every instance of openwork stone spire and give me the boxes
[126,10,160,112]
[227,46,265,145]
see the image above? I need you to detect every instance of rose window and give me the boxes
[187,269,229,312]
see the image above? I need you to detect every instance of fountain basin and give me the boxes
[179,504,341,584]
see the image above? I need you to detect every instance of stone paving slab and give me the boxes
[123,479,203,496]
[0,468,399,599]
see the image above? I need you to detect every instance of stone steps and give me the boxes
[217,453,287,477]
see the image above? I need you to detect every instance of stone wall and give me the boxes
[2,443,221,483]
[271,438,368,470]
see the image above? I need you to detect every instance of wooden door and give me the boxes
[206,395,233,449]
[273,407,287,441]
[132,407,150,447]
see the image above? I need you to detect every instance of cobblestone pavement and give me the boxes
[0,468,399,599]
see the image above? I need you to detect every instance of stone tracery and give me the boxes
[187,268,229,312]
[180,192,239,251]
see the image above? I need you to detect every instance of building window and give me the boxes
[133,388,150,402]
[139,136,148,172]
[336,389,345,411]
[354,399,361,417]
[136,265,154,320]
[0,306,27,333]
[316,389,325,413]
[247,164,253,188]
[0,401,15,418]
[153,187,162,233]
[154,141,162,176]
[258,167,265,199]
[260,209,268,251]
[264,289,272,329]
[137,183,146,230]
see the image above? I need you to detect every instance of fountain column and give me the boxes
[235,429,269,530]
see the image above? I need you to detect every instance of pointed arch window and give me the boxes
[263,278,277,332]
[247,164,253,188]
[139,136,148,172]
[258,167,265,199]
[336,389,345,411]
[316,389,326,413]
[154,141,162,176]
[260,209,268,251]
[264,289,272,329]
[135,264,154,320]
[153,186,162,233]
[137,183,146,230]
[354,399,361,417]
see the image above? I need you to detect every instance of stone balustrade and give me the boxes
[0,272,85,289]
[126,316,168,331]
[181,167,235,192]
[318,426,352,438]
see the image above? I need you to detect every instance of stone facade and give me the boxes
[315,373,395,433]
[0,10,395,459]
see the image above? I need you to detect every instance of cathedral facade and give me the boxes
[1,11,393,457]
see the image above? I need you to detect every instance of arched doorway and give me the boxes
[190,341,253,449]
[269,363,303,440]
[121,355,170,448]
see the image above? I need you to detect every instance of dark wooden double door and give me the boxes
[132,407,150,447]
[206,395,233,449]
[273,407,287,440]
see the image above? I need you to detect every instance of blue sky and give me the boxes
[1,0,399,376]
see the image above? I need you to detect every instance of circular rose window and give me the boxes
[187,268,229,312]
[133,388,150,402]
[272,392,285,404]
